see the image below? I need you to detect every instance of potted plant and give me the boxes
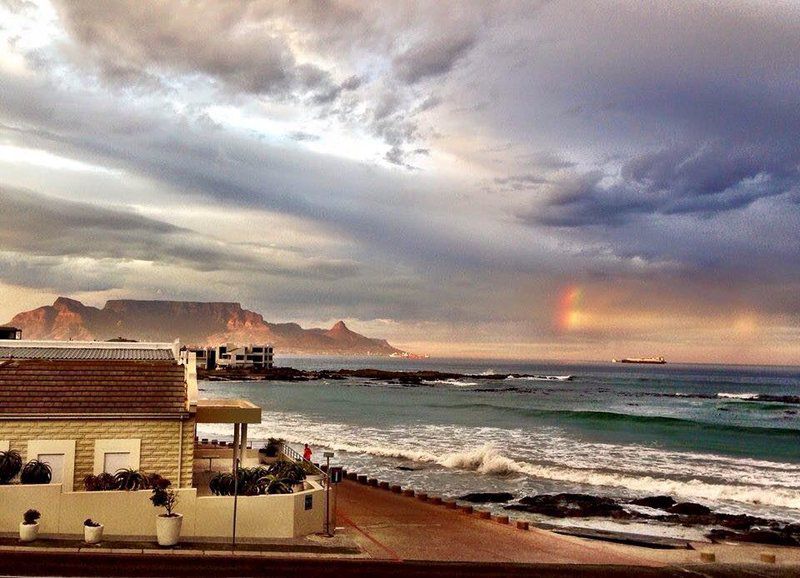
[0,450,23,484]
[150,478,181,546]
[83,518,104,544]
[19,509,40,542]
[20,460,52,485]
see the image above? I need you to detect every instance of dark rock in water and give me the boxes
[459,492,514,503]
[506,493,623,518]
[668,502,711,516]
[396,466,419,471]
[629,496,676,510]
[707,528,799,547]
[715,513,771,530]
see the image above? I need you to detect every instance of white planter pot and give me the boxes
[84,524,104,544]
[156,513,183,547]
[19,522,39,542]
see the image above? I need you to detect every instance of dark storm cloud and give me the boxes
[393,32,477,84]
[518,142,800,228]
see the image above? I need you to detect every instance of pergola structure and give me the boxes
[195,399,262,470]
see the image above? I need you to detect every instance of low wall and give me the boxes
[0,482,326,539]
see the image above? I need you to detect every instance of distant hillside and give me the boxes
[6,297,404,356]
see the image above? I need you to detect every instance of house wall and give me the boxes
[0,417,195,490]
[0,482,326,539]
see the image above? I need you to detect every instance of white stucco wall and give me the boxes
[0,482,325,539]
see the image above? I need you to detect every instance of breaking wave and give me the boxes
[506,375,574,382]
[434,445,800,509]
[422,379,479,386]
[718,392,760,400]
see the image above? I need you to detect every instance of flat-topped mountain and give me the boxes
[6,297,403,356]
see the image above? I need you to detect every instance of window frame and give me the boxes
[93,439,141,475]
[27,440,76,491]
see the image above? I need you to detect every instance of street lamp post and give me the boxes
[323,451,334,536]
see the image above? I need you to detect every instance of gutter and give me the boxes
[0,413,194,420]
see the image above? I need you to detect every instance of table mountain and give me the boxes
[6,297,404,355]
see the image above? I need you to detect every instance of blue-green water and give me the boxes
[199,357,800,536]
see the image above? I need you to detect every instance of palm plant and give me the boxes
[0,450,22,484]
[20,460,52,485]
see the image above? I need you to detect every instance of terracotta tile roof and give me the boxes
[0,360,188,416]
[0,346,175,361]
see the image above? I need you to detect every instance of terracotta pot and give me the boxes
[156,513,183,547]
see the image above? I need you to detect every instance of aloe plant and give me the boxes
[0,450,22,484]
[112,468,147,491]
[20,460,52,485]
[83,473,116,491]
[267,460,307,484]
[208,466,295,495]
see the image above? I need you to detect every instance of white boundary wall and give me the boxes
[0,482,325,539]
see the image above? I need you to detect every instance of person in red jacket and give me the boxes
[303,443,312,462]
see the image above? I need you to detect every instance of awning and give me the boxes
[195,398,261,424]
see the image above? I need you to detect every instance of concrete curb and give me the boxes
[345,472,534,534]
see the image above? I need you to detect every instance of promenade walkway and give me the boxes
[334,479,659,565]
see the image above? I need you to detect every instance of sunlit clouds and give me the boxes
[0,1,798,364]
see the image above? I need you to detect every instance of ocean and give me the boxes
[197,357,800,539]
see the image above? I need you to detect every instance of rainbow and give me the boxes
[556,285,583,331]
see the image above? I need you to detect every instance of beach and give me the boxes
[197,357,800,543]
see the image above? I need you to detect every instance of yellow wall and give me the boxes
[0,418,195,489]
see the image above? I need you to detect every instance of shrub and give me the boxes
[83,473,116,492]
[0,450,22,484]
[23,509,40,525]
[260,438,283,457]
[150,482,178,517]
[20,460,52,485]
[84,518,101,527]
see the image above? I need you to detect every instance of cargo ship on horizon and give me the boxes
[612,356,666,364]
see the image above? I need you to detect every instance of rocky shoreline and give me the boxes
[198,366,557,383]
[455,492,800,546]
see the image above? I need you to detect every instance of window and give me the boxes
[38,454,65,484]
[27,440,76,491]
[93,439,140,475]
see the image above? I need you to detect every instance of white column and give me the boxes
[240,423,248,466]
[232,423,240,472]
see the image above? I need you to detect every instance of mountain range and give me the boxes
[5,297,404,355]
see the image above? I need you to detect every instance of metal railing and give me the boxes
[279,442,329,482]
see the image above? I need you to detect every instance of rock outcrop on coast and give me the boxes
[504,493,800,546]
[6,297,404,356]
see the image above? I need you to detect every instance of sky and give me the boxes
[0,0,798,364]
